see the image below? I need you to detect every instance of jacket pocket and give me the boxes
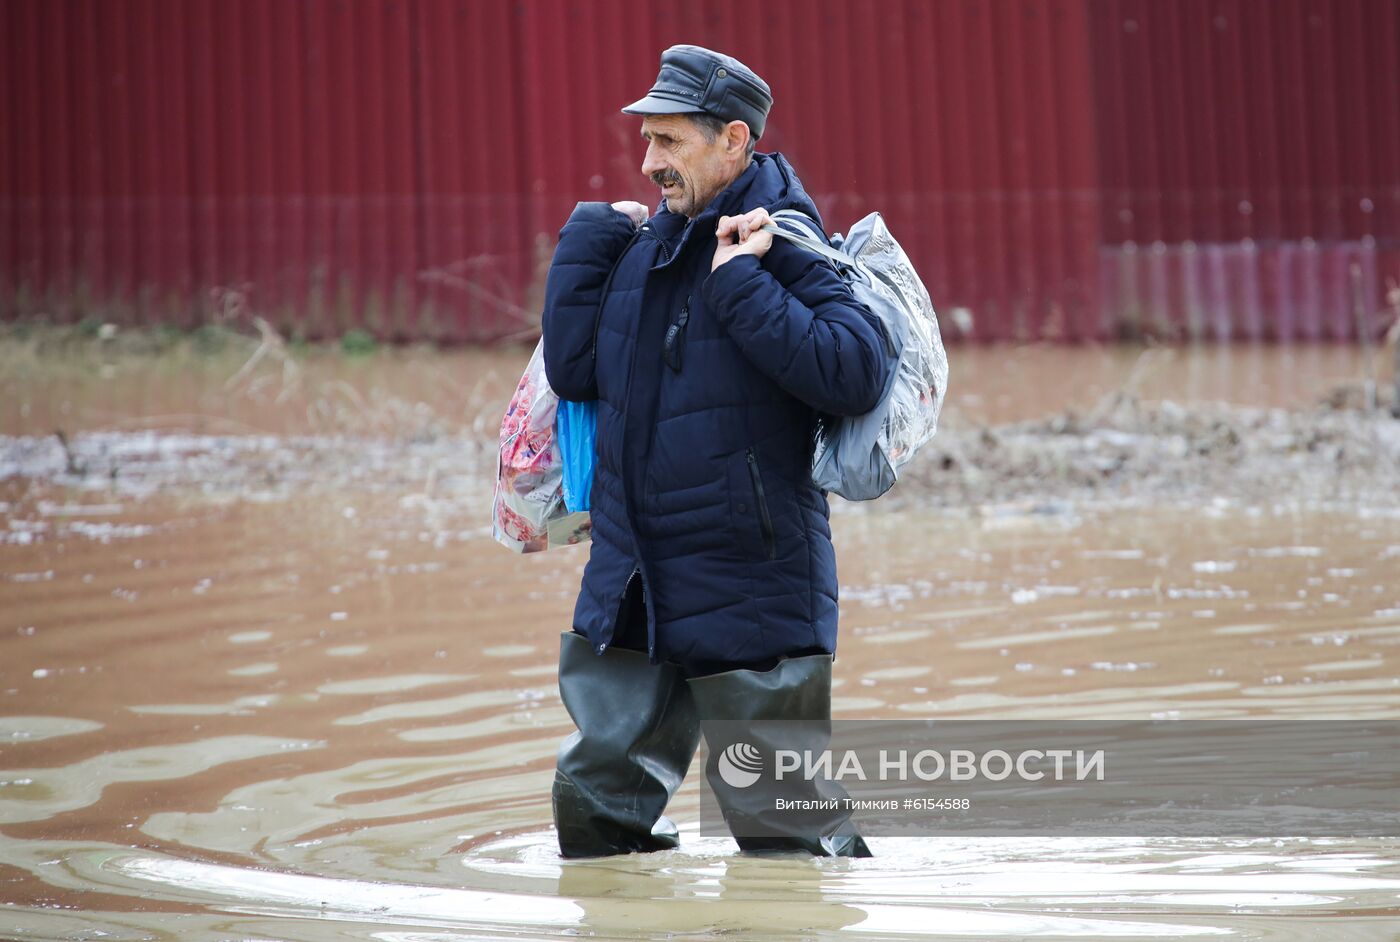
[745,448,777,560]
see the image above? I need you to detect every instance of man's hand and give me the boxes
[712,208,774,272]
[611,201,649,228]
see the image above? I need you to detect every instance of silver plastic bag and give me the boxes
[766,210,948,500]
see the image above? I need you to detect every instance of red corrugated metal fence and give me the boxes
[2,0,1396,343]
[1093,0,1399,340]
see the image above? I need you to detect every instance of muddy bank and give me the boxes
[904,389,1400,512]
[4,339,1398,515]
[4,391,1398,518]
[0,430,494,507]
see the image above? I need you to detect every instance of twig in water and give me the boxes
[224,317,302,404]
[1351,264,1376,413]
[54,429,86,476]
[1385,278,1400,418]
[1088,349,1173,425]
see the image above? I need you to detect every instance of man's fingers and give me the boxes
[719,209,776,246]
[610,200,648,227]
[716,215,742,243]
[738,208,772,244]
[716,210,776,260]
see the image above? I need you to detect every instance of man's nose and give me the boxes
[641,142,665,178]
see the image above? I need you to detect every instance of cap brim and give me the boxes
[620,93,707,116]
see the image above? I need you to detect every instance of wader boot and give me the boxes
[687,654,873,858]
[552,631,702,857]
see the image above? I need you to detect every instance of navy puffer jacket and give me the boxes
[542,153,893,666]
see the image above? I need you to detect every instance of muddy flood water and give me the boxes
[3,343,1400,940]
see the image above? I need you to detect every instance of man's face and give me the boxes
[639,114,734,219]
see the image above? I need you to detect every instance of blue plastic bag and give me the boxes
[556,399,597,513]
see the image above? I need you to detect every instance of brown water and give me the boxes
[3,345,1400,940]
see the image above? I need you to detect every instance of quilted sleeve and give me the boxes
[701,239,893,416]
[541,202,637,402]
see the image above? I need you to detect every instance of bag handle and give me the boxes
[761,210,859,271]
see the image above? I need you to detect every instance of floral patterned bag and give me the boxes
[491,340,592,553]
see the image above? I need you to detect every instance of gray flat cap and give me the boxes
[621,44,772,140]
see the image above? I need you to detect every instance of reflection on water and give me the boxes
[3,346,1400,939]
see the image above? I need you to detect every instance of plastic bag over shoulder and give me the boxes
[765,210,948,500]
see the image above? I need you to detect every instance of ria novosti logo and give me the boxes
[716,742,764,788]
[713,742,1106,788]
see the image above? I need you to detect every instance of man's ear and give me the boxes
[725,120,751,158]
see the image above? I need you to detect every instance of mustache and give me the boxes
[650,170,683,188]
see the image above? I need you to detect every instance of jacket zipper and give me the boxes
[746,448,776,560]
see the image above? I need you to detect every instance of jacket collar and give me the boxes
[645,153,822,270]
[648,156,771,267]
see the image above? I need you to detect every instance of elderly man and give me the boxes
[541,45,890,858]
